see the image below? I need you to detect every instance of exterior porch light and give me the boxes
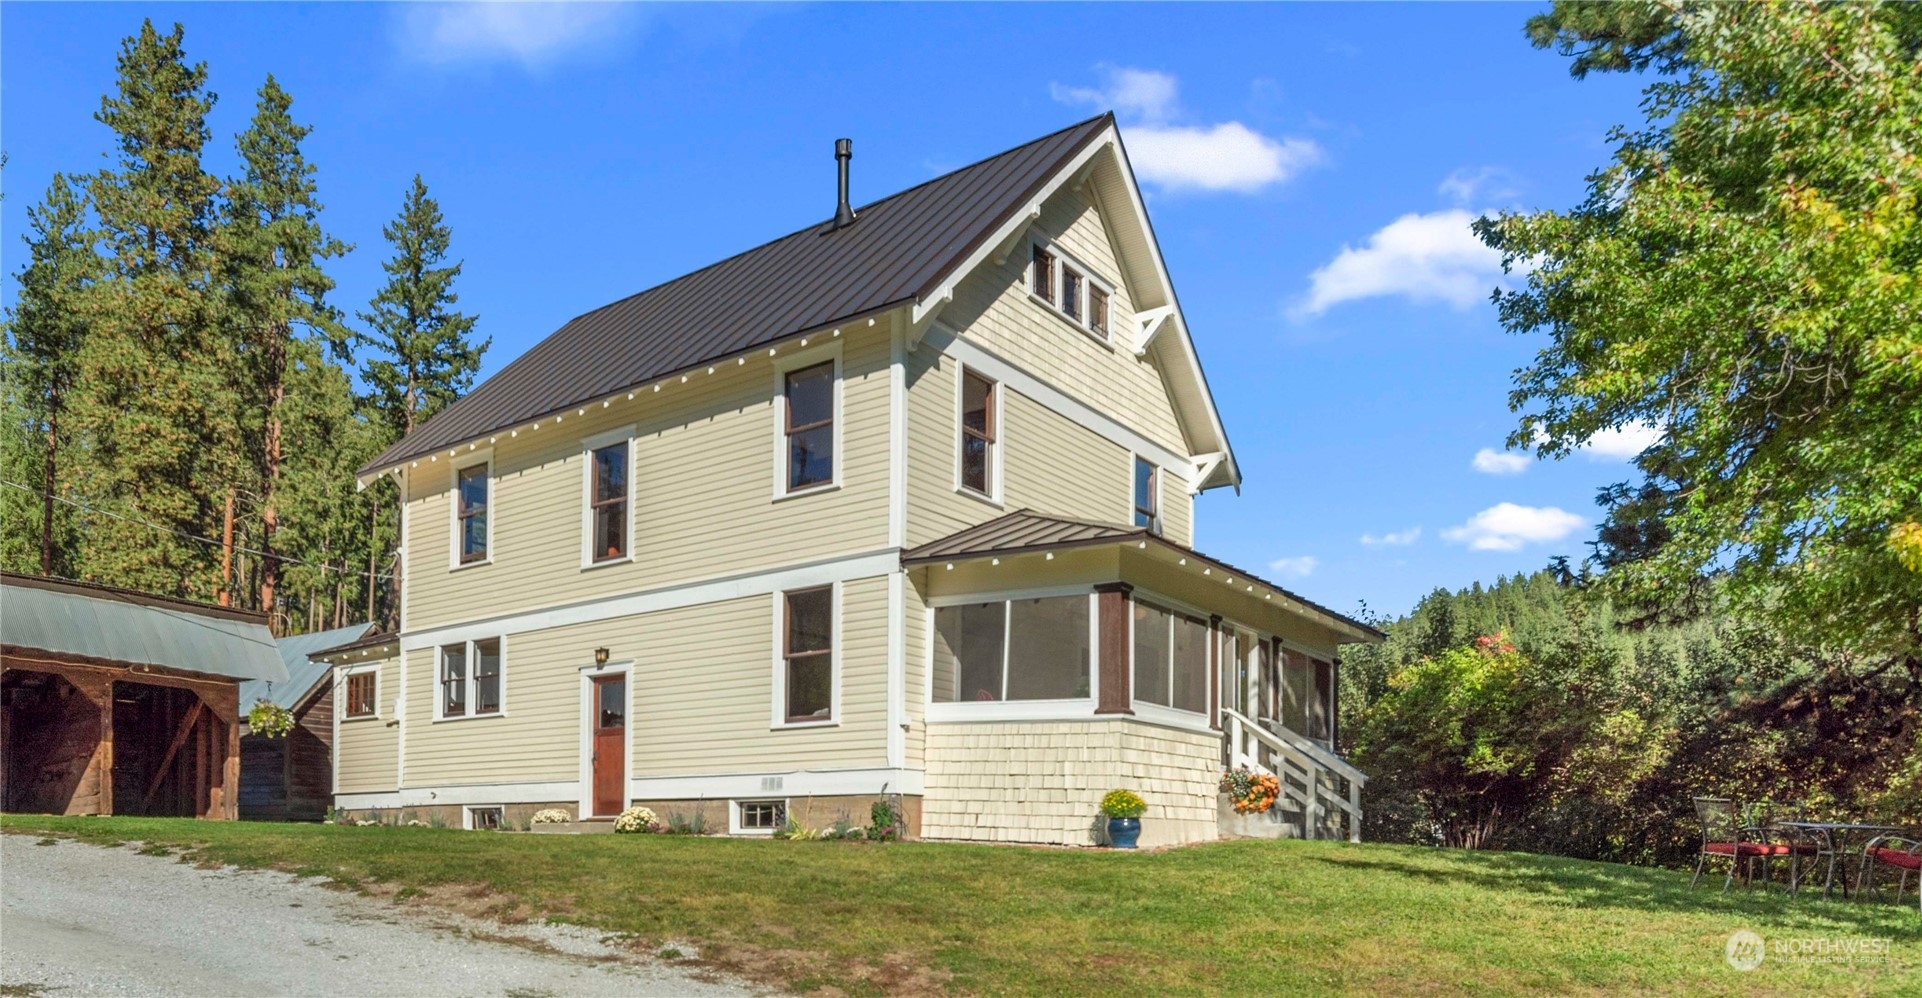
[991,558,1001,565]
[1045,552,1054,560]
[628,392,635,400]
[945,563,954,570]
[594,647,610,666]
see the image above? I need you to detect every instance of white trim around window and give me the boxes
[953,364,1004,506]
[770,341,844,500]
[340,664,381,722]
[769,581,841,729]
[1027,236,1118,347]
[433,635,506,722]
[577,660,635,820]
[448,449,494,571]
[580,426,637,570]
[730,798,789,836]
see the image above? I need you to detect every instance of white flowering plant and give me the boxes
[530,808,573,825]
[247,699,296,738]
[613,805,658,833]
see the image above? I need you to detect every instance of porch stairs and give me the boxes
[1220,708,1365,843]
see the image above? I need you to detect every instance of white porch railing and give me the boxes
[1222,707,1365,843]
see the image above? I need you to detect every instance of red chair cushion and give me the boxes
[1868,847,1922,870]
[1703,841,1774,858]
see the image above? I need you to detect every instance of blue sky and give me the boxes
[3,2,1656,618]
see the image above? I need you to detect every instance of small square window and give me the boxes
[737,799,787,831]
[469,807,503,831]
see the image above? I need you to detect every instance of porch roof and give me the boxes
[901,510,1385,643]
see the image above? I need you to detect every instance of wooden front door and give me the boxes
[590,675,626,816]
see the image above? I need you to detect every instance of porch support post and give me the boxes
[1208,615,1222,731]
[1094,582,1134,715]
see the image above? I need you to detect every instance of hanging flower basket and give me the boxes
[247,700,296,739]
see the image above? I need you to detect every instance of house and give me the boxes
[334,114,1382,847]
[236,622,376,821]
[0,572,287,819]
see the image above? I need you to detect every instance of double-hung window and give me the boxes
[439,638,502,719]
[933,595,1092,703]
[344,670,377,718]
[456,463,489,564]
[1134,458,1160,534]
[783,362,836,492]
[588,441,629,563]
[1133,602,1209,714]
[959,370,997,497]
[781,587,834,723]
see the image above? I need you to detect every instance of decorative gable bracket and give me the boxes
[1134,306,1176,357]
[1189,452,1227,494]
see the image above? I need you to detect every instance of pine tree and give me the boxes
[1,174,98,576]
[76,19,230,597]
[359,176,486,441]
[221,74,351,617]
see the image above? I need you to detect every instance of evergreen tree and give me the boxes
[221,73,351,616]
[1,174,97,576]
[76,19,230,597]
[359,175,486,441]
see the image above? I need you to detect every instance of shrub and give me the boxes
[1219,769,1280,814]
[1100,789,1146,818]
[613,805,658,833]
[867,799,902,841]
[530,808,573,825]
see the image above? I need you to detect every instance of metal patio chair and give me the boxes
[1750,800,1822,892]
[1857,833,1922,912]
[1691,797,1786,892]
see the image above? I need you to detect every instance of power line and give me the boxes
[1,478,396,581]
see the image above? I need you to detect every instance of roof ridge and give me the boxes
[543,113,1115,337]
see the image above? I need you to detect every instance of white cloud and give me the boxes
[1582,421,1663,461]
[1267,555,1319,578]
[1360,528,1420,548]
[1124,124,1322,194]
[1472,448,1531,475]
[1294,209,1504,317]
[1439,167,1520,206]
[401,2,637,67]
[1052,66,1320,193]
[1443,503,1586,553]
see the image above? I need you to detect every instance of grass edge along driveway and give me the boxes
[3,816,1917,996]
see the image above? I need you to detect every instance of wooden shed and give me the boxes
[237,622,372,821]
[0,572,287,819]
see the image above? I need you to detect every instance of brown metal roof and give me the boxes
[364,115,1115,474]
[901,511,1386,642]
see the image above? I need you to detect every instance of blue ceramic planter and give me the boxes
[1107,816,1142,849]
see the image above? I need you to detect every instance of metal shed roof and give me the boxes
[362,114,1114,474]
[901,511,1385,642]
[0,573,288,684]
[239,622,375,710]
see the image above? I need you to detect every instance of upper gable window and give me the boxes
[1030,245,1055,304]
[1029,239,1113,344]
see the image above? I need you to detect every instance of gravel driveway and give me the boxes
[1,834,764,997]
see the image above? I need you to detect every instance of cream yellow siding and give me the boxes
[938,186,1187,456]
[398,576,892,789]
[1159,464,1193,548]
[903,578,928,770]
[923,718,1218,847]
[334,656,399,794]
[403,320,893,634]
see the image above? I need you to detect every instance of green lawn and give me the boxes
[4,816,1917,996]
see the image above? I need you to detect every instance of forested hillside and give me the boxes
[1,21,487,634]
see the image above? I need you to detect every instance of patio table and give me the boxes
[1776,821,1909,899]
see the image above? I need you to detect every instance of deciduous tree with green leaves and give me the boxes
[1479,1,1922,673]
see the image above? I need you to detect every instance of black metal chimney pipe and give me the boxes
[833,138,856,229]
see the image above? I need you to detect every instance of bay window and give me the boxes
[933,595,1091,702]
